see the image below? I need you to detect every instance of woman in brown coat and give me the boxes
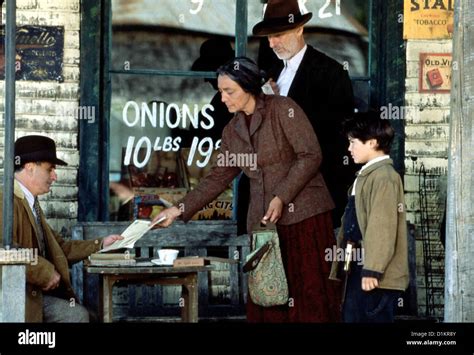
[154,57,341,322]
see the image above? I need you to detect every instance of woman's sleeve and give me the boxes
[179,127,241,222]
[271,97,323,204]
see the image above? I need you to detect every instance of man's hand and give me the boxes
[43,270,61,291]
[362,277,379,291]
[261,196,283,224]
[152,206,182,228]
[102,234,124,248]
[268,78,280,95]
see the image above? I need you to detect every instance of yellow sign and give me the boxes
[403,0,454,39]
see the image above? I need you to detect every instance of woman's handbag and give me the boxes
[243,222,289,307]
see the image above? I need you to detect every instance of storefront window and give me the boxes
[108,0,237,221]
[111,0,236,71]
[107,0,370,221]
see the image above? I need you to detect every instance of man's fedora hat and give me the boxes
[15,135,68,167]
[191,38,234,72]
[252,0,313,36]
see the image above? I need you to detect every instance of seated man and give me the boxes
[0,135,122,322]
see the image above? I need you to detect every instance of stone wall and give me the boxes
[404,39,451,318]
[0,0,81,235]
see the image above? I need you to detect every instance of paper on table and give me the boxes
[98,216,167,253]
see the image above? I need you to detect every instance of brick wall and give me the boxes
[404,39,451,318]
[0,0,81,235]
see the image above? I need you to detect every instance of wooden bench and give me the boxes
[71,220,250,322]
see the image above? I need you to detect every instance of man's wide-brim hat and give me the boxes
[253,0,313,36]
[15,135,68,166]
[191,38,234,72]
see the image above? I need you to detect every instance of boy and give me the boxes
[329,111,409,322]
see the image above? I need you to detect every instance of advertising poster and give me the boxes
[419,53,452,93]
[404,0,455,39]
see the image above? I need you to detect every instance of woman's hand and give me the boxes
[261,196,283,224]
[152,206,182,228]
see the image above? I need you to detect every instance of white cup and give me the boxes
[158,249,179,264]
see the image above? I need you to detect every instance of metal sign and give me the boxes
[419,53,452,93]
[0,25,64,81]
[403,0,455,39]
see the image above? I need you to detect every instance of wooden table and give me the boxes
[86,263,214,323]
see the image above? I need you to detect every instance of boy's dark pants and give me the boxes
[342,263,401,322]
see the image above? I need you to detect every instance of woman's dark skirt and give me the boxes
[246,211,342,322]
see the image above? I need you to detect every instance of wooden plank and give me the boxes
[445,0,474,322]
[96,272,203,322]
[102,276,116,323]
[127,283,146,316]
[183,273,199,323]
[386,0,406,174]
[1,265,26,322]
[76,220,247,247]
[86,265,214,274]
[407,223,418,315]
[154,283,163,310]
[139,247,150,258]
[186,247,209,315]
[99,0,112,221]
[71,224,84,303]
[75,221,249,320]
[241,245,250,304]
[370,0,406,174]
[78,0,104,222]
[228,246,239,306]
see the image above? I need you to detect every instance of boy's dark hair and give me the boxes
[342,111,395,154]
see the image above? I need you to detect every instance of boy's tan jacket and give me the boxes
[329,159,409,291]
[0,181,103,322]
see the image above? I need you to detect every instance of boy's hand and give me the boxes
[362,277,379,291]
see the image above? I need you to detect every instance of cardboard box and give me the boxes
[191,196,233,221]
[132,188,187,219]
[173,256,237,267]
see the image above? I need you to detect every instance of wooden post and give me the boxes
[0,248,32,322]
[445,0,474,322]
[1,265,26,322]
